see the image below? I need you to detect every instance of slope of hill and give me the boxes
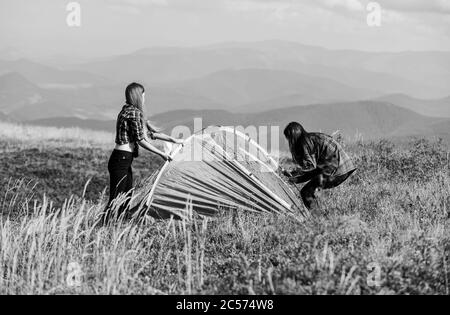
[4,66,378,120]
[0,73,121,120]
[0,71,39,92]
[0,111,10,121]
[375,94,450,118]
[26,110,239,134]
[27,102,450,150]
[252,101,446,140]
[75,46,270,84]
[4,41,450,121]
[428,119,450,136]
[0,72,46,113]
[8,84,224,121]
[154,101,448,141]
[73,40,450,98]
[26,116,116,132]
[164,68,377,108]
[0,58,112,88]
[247,40,450,95]
[239,94,334,113]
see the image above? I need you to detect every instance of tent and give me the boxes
[130,126,307,221]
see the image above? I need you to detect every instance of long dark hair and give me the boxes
[125,82,145,111]
[283,122,312,163]
[125,82,159,133]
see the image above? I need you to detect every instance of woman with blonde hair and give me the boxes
[101,82,183,223]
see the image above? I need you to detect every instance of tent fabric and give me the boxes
[131,126,307,220]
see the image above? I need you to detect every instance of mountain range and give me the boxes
[375,94,450,118]
[1,67,449,121]
[72,40,450,98]
[0,111,11,122]
[0,40,449,145]
[0,58,111,88]
[24,101,450,150]
[161,68,377,109]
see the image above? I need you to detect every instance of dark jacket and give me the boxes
[291,133,356,182]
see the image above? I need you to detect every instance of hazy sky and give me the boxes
[1,0,450,59]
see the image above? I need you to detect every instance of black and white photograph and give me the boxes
[0,0,449,299]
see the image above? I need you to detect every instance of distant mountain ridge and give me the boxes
[375,94,450,118]
[0,72,46,113]
[25,116,115,132]
[4,68,449,121]
[162,68,378,108]
[74,40,450,98]
[26,101,450,150]
[1,40,449,125]
[0,111,9,121]
[0,72,225,120]
[0,58,111,88]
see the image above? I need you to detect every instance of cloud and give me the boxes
[322,0,365,12]
[102,0,450,15]
[107,4,141,15]
[108,0,168,6]
[225,0,286,11]
[313,0,450,15]
[104,0,168,15]
[380,0,450,14]
[222,0,365,14]
[100,0,450,40]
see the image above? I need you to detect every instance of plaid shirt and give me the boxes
[115,104,156,157]
[293,133,356,177]
[115,104,145,145]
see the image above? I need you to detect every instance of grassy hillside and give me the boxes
[0,122,164,206]
[0,123,449,294]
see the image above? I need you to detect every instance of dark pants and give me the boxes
[102,150,134,223]
[301,169,356,212]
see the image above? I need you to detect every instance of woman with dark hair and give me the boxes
[101,82,183,223]
[282,122,357,214]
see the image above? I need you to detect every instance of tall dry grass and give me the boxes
[0,122,449,294]
[1,168,448,294]
[0,183,211,294]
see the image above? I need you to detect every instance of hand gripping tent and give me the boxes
[131,126,307,221]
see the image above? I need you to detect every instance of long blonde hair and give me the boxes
[125,82,160,133]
